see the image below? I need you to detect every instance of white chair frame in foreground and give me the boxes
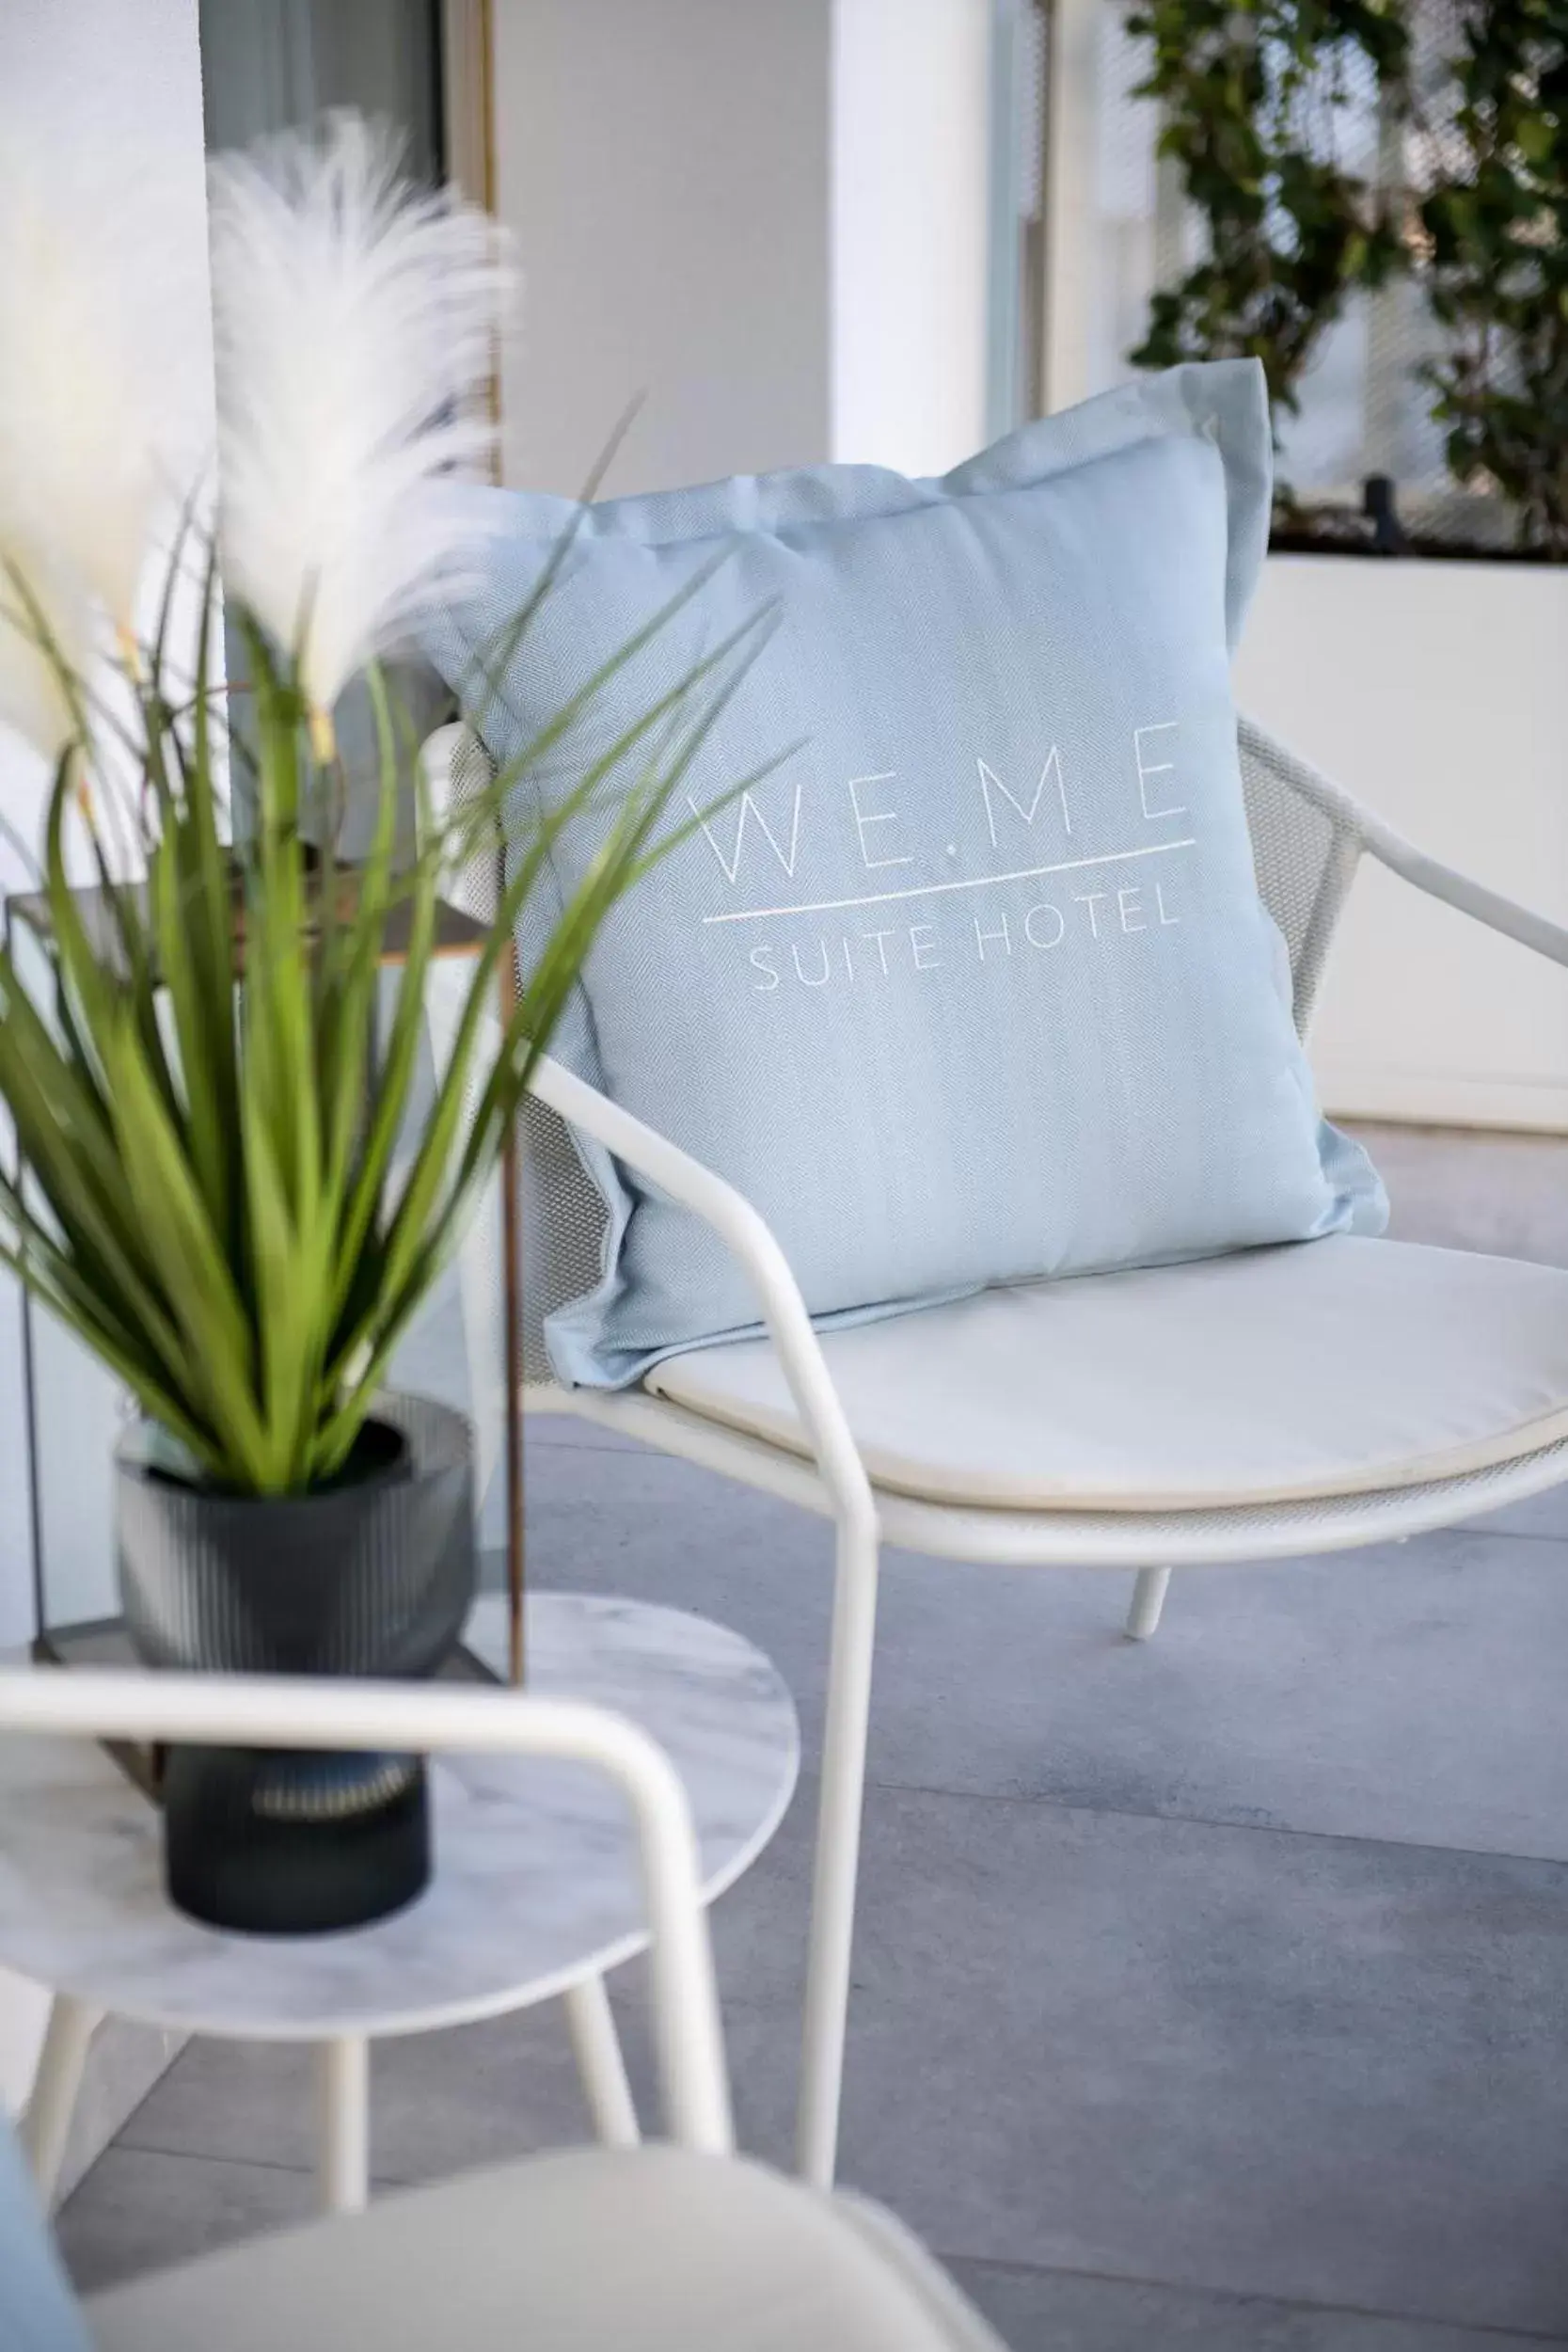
[426,715,1568,2191]
[0,1666,734,2171]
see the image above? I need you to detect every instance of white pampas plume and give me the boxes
[0,140,176,752]
[209,114,512,739]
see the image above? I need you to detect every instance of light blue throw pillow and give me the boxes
[429,359,1386,1388]
[0,2115,91,2352]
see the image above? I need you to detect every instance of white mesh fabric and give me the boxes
[514,1096,613,1385]
[1237,714,1366,1036]
[444,718,1367,1391]
[445,728,502,925]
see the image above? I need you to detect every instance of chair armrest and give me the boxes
[528,1055,879,1548]
[1358,817,1568,973]
[0,1666,731,2156]
[1238,714,1568,974]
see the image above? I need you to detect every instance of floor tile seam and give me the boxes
[98,2136,316,2182]
[847,1766,1568,1871]
[100,2132,587,2197]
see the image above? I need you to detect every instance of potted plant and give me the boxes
[0,118,771,1934]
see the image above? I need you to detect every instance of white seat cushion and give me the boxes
[645,1236,1568,1511]
[89,2146,1003,2352]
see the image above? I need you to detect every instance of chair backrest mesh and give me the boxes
[444,716,1365,1383]
[444,728,503,925]
[1236,715,1364,1035]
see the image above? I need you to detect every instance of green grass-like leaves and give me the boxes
[0,532,781,1491]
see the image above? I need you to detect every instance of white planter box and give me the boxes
[1235,554,1568,1134]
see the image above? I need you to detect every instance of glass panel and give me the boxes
[198,0,444,179]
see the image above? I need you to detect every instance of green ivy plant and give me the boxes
[1418,0,1568,558]
[1127,0,1412,431]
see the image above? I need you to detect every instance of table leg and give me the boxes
[22,1994,103,2205]
[315,2036,370,2214]
[499,1034,525,1688]
[563,1976,640,2148]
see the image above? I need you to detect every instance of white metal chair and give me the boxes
[0,1665,1006,2352]
[423,711,1568,2192]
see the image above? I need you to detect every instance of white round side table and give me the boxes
[0,1593,799,2215]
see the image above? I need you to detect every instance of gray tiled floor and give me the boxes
[55,1126,1568,2346]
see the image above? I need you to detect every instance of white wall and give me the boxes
[831,0,990,474]
[492,0,832,497]
[491,0,993,497]
[0,0,214,2110]
[1236,558,1568,1133]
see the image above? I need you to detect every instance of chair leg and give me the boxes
[564,1974,641,2148]
[21,1994,103,2206]
[796,1515,880,2191]
[1125,1565,1172,1642]
[316,2036,370,2215]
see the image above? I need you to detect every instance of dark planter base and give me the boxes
[161,1745,432,1936]
[116,1394,475,1940]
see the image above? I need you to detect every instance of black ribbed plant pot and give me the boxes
[115,1395,475,1936]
